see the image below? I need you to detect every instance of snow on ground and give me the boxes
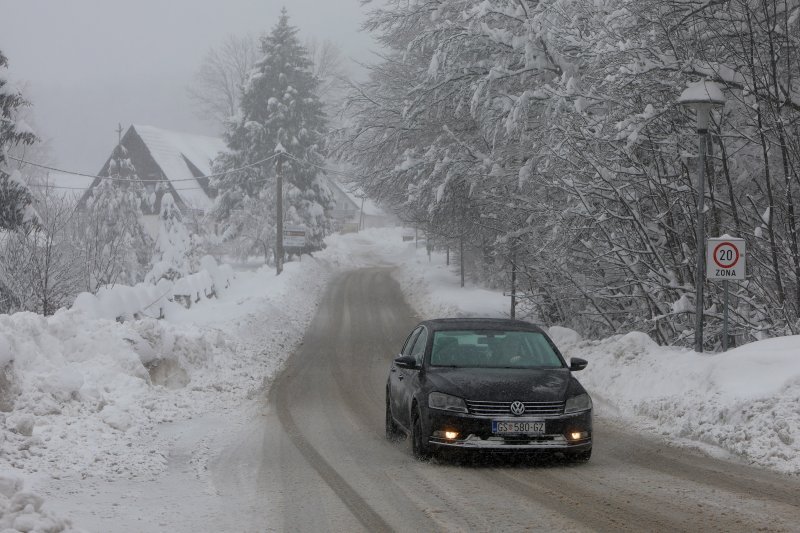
[0,473,82,532]
[0,227,427,531]
[563,332,800,474]
[0,250,335,529]
[380,235,800,476]
[1,226,798,530]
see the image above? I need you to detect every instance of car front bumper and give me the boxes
[426,409,592,453]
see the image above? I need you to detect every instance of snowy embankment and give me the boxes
[0,250,335,525]
[389,240,800,475]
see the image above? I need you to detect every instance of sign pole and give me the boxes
[707,237,745,352]
[723,280,729,351]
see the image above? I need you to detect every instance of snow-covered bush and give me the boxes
[147,193,202,283]
[73,255,232,320]
[0,194,83,315]
[78,144,151,291]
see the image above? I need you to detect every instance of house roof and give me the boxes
[328,177,385,217]
[131,125,226,210]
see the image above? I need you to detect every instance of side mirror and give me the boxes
[394,355,418,369]
[569,357,588,371]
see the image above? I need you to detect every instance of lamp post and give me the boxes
[678,80,725,353]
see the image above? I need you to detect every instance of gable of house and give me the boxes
[83,125,226,215]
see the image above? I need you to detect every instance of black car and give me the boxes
[385,318,592,461]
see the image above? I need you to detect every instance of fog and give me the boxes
[0,0,378,173]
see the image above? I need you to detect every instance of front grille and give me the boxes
[465,400,565,418]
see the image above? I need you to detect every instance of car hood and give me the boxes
[426,367,581,402]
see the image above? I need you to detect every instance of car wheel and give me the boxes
[385,393,404,441]
[567,448,592,463]
[411,410,432,460]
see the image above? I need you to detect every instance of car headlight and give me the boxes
[564,393,592,414]
[428,392,468,413]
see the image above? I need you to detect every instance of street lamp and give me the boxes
[678,80,725,352]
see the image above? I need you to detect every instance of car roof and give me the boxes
[420,318,547,334]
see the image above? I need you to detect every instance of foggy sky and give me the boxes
[0,0,379,174]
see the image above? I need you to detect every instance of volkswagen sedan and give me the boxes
[385,318,592,461]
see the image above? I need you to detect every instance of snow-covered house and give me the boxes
[327,178,394,231]
[81,125,226,218]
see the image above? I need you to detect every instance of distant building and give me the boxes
[326,178,394,231]
[81,124,226,217]
[80,124,393,234]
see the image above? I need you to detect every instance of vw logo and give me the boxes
[510,401,526,416]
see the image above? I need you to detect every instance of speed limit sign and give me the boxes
[707,237,746,280]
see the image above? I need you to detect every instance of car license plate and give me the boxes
[492,420,546,435]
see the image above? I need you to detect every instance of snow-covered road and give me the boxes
[247,267,800,532]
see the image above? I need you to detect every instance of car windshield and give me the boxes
[430,330,564,369]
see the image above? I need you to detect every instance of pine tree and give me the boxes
[212,9,332,251]
[0,49,38,231]
[147,193,198,283]
[81,144,150,290]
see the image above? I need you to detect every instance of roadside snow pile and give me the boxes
[72,255,233,320]
[0,473,82,532]
[0,255,331,485]
[0,308,226,480]
[557,331,800,474]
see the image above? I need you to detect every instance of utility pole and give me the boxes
[116,123,123,145]
[460,236,465,288]
[510,241,517,319]
[276,152,284,276]
[358,197,365,232]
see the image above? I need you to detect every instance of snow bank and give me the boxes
[557,331,800,474]
[0,308,226,481]
[0,254,330,488]
[72,256,233,320]
[0,473,82,532]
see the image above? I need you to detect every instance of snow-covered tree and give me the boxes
[80,144,151,290]
[147,193,199,282]
[342,0,800,347]
[213,9,332,252]
[0,194,82,315]
[0,49,37,231]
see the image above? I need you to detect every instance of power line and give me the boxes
[14,152,358,192]
[280,151,352,178]
[7,152,284,184]
[27,182,221,192]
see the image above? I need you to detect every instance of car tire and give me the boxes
[385,393,404,441]
[567,448,592,463]
[411,410,432,460]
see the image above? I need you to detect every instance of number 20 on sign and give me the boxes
[706,237,746,280]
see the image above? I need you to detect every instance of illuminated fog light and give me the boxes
[444,431,459,440]
[569,431,589,441]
